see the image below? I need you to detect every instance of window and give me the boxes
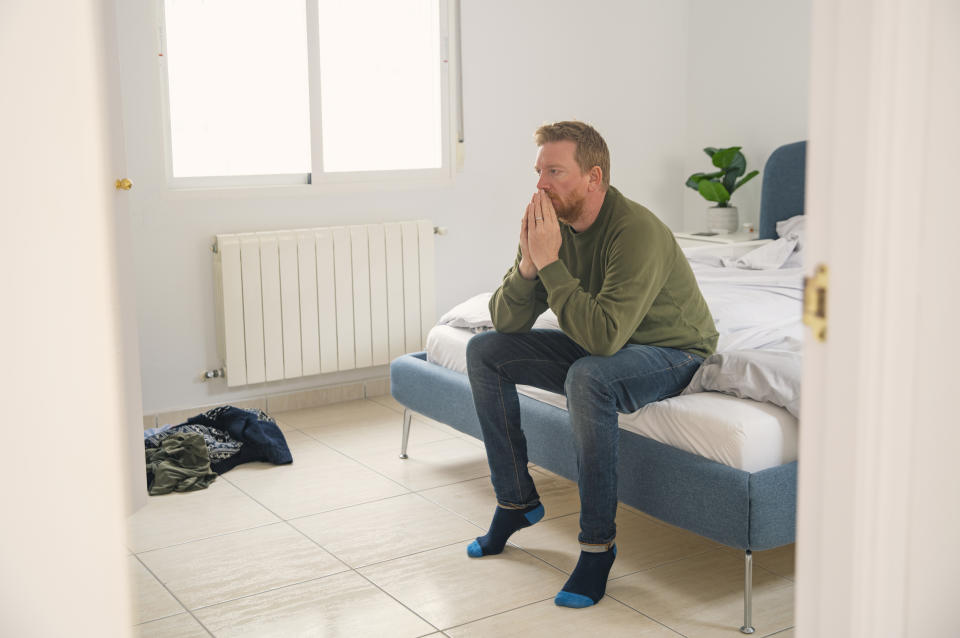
[161,0,458,187]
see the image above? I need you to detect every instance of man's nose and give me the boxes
[536,175,549,190]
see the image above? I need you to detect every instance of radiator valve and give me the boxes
[202,368,225,381]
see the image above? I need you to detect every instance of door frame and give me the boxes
[796,0,959,635]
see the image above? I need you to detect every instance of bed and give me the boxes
[390,140,807,634]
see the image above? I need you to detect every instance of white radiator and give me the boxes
[213,220,435,387]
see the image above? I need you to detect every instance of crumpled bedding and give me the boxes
[682,342,801,417]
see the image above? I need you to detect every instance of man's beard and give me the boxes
[549,192,586,226]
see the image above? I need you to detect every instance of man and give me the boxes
[465,121,718,608]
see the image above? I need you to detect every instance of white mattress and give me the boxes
[426,324,798,472]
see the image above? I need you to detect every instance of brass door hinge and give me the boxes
[803,264,829,342]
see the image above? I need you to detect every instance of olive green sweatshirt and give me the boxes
[489,187,718,358]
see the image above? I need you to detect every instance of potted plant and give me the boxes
[685,146,759,233]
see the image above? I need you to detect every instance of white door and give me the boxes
[795,0,960,636]
[1,0,136,634]
[103,0,149,514]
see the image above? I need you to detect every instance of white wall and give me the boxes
[682,0,811,231]
[116,1,809,415]
[118,1,691,414]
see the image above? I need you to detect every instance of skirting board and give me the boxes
[142,376,391,429]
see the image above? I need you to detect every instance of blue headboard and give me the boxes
[758,141,807,240]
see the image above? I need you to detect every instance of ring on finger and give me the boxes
[535,216,544,222]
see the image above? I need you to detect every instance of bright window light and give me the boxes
[317,0,442,173]
[164,0,311,177]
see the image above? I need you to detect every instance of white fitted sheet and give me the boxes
[426,324,798,472]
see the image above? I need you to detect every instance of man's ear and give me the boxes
[587,166,603,191]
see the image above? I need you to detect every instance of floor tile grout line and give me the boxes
[348,540,569,633]
[294,420,490,495]
[603,590,689,638]
[178,572,355,614]
[350,567,443,635]
[713,544,797,582]
[436,595,556,633]
[402,492,488,534]
[605,547,721,584]
[178,490,457,632]
[293,423,450,494]
[352,537,478,571]
[276,399,491,493]
[412,488,500,531]
[507,543,575,578]
[132,519,281,556]
[132,554,216,637]
[167,571,367,615]
[760,626,795,637]
[367,394,405,415]
[220,443,420,518]
[280,491,423,522]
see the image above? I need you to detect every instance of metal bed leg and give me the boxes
[399,408,412,459]
[740,549,755,634]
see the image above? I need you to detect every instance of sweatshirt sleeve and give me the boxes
[489,247,549,333]
[537,224,672,356]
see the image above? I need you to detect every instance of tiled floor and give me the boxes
[128,395,795,637]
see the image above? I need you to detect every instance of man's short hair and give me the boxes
[534,120,610,189]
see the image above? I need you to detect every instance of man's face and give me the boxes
[535,140,591,225]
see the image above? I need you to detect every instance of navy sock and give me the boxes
[467,503,545,557]
[554,545,617,608]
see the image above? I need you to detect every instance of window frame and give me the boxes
[157,0,460,191]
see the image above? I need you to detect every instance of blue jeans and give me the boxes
[466,329,703,548]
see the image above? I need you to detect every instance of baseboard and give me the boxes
[143,376,391,430]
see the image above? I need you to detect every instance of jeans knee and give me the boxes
[564,357,611,403]
[466,330,501,372]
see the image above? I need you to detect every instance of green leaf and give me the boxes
[711,146,742,169]
[686,171,724,190]
[726,152,746,178]
[686,173,705,189]
[722,170,737,193]
[731,170,759,193]
[698,180,730,204]
[703,147,718,157]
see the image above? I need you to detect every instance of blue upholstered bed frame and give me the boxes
[390,141,807,634]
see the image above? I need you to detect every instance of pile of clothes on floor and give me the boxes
[144,406,292,495]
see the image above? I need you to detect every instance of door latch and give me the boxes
[803,264,829,342]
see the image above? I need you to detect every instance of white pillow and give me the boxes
[776,214,805,243]
[437,292,561,332]
[437,293,493,331]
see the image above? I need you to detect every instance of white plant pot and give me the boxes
[706,206,739,234]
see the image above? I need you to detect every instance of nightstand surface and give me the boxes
[674,231,758,247]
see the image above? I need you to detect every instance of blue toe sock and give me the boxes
[554,545,617,608]
[467,503,544,557]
